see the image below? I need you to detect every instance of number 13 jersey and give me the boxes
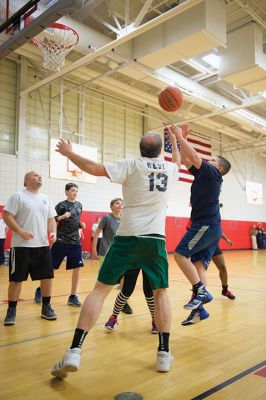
[104,157,179,236]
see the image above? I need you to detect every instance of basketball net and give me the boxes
[32,22,79,72]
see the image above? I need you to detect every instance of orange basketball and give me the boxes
[158,86,183,112]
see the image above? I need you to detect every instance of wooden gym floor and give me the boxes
[0,250,266,400]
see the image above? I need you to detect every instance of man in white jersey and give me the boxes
[51,131,180,377]
[3,171,57,325]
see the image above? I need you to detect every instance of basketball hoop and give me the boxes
[32,22,79,72]
[67,159,82,178]
[71,169,79,177]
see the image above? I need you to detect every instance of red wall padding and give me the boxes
[164,216,261,252]
[1,205,263,252]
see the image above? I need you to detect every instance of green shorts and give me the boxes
[97,235,168,290]
[99,256,105,268]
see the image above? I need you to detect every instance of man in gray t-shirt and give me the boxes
[3,170,57,326]
[92,198,123,262]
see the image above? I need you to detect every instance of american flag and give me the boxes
[164,132,212,183]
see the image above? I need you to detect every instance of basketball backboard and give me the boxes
[0,0,83,58]
[0,1,54,43]
[50,138,98,184]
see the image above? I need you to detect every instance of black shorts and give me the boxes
[51,241,84,270]
[212,245,223,257]
[9,247,54,282]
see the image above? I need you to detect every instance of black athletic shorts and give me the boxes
[51,241,84,270]
[212,245,223,257]
[9,247,54,282]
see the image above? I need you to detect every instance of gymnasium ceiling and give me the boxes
[4,0,266,156]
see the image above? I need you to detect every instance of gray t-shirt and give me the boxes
[98,214,120,256]
[4,189,56,248]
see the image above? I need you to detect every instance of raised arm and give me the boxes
[165,127,181,169]
[56,139,109,177]
[171,125,202,169]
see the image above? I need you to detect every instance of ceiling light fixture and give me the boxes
[201,53,220,69]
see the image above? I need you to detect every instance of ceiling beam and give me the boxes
[21,0,204,95]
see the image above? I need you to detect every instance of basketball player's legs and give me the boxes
[174,225,208,285]
[194,260,207,286]
[65,244,84,306]
[152,288,173,372]
[51,236,173,377]
[40,278,53,297]
[70,267,80,294]
[175,223,221,310]
[174,252,200,284]
[7,281,22,300]
[3,282,22,326]
[181,239,222,327]
[77,281,113,330]
[212,253,235,299]
[32,248,57,321]
[105,269,139,331]
[142,271,157,333]
[141,238,173,372]
[212,254,227,286]
[153,288,171,332]
[4,248,30,325]
[181,259,210,326]
[34,241,65,304]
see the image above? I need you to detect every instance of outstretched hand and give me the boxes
[164,127,177,146]
[55,138,73,157]
[180,124,192,140]
[164,126,182,145]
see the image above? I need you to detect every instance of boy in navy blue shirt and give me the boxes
[170,125,231,325]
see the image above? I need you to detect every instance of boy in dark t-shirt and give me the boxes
[35,183,84,307]
[169,125,231,325]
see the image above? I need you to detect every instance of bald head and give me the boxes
[24,171,42,192]
[139,133,162,158]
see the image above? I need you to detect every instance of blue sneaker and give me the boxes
[183,286,213,310]
[34,287,42,304]
[68,295,82,307]
[181,306,209,326]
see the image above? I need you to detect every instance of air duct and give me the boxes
[219,23,266,93]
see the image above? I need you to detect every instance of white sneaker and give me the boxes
[156,350,174,372]
[51,348,81,379]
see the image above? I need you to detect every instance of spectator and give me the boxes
[257,224,265,249]
[250,224,258,250]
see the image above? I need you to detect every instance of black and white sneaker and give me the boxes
[181,306,209,326]
[41,304,57,320]
[4,307,16,326]
[34,287,42,304]
[122,302,133,314]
